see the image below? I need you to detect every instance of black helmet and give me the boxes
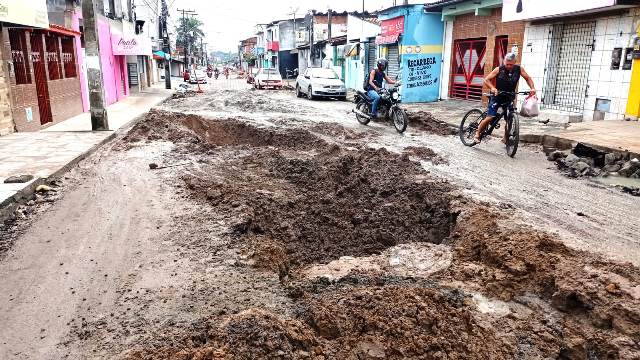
[376,58,388,71]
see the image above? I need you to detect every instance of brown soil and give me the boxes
[101,110,640,359]
[408,110,457,136]
[404,146,448,165]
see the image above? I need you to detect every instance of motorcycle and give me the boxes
[214,70,219,80]
[207,70,213,78]
[353,85,408,133]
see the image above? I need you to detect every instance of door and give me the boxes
[386,44,400,80]
[367,40,377,73]
[30,32,52,125]
[543,22,596,112]
[450,38,486,101]
[494,36,509,68]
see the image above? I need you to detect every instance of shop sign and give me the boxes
[375,34,399,45]
[503,0,616,22]
[0,0,49,28]
[380,16,404,36]
[112,34,152,56]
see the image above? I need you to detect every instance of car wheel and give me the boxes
[307,86,314,100]
[296,85,302,97]
[339,96,347,101]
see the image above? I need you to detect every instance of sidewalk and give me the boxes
[405,99,640,156]
[0,83,173,210]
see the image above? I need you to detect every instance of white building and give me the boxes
[514,1,640,122]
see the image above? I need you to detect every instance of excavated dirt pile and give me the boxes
[407,111,457,136]
[119,111,639,359]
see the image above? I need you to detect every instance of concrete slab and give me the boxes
[0,83,172,209]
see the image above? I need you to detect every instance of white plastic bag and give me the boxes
[520,95,540,118]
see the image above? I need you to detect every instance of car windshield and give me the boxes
[311,68,338,79]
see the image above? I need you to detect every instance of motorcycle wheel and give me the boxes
[392,108,408,133]
[355,102,370,125]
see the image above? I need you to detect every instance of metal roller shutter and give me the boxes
[386,44,400,79]
[367,40,377,73]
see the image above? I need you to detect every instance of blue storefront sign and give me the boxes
[379,5,444,103]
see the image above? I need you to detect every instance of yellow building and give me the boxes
[626,15,640,120]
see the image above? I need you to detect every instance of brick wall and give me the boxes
[451,8,525,95]
[4,28,83,132]
[0,28,15,136]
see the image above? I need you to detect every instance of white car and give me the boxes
[296,67,347,100]
[254,68,283,89]
[189,69,207,84]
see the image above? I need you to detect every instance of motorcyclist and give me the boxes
[214,67,220,79]
[224,67,229,79]
[366,58,397,119]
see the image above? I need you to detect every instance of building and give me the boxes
[625,12,640,120]
[510,0,640,122]
[425,0,526,103]
[134,0,162,86]
[2,0,85,132]
[343,13,380,91]
[296,11,348,73]
[238,37,257,72]
[377,4,444,103]
[277,19,304,78]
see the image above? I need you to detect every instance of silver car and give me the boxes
[296,67,347,100]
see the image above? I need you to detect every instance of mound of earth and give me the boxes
[408,111,457,136]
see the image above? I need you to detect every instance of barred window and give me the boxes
[45,34,62,80]
[61,37,77,78]
[9,29,31,84]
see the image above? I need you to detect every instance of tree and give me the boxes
[175,17,204,50]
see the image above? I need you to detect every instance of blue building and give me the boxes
[377,5,444,103]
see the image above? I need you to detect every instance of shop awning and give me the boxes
[153,51,170,60]
[47,24,81,37]
[375,34,399,45]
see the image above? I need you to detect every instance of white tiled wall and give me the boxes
[520,9,637,121]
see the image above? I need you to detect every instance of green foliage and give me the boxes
[175,17,205,47]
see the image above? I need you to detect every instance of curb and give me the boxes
[0,91,172,223]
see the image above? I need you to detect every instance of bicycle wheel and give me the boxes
[506,113,520,158]
[459,109,484,147]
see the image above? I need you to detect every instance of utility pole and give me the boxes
[161,0,171,89]
[177,8,196,66]
[82,0,109,130]
[200,37,204,66]
[328,9,332,43]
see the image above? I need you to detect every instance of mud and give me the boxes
[404,146,448,165]
[119,110,639,359]
[407,110,457,136]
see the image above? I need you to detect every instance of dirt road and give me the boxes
[0,79,638,359]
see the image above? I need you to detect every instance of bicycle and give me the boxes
[459,91,530,158]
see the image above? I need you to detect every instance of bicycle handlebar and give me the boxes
[482,91,533,97]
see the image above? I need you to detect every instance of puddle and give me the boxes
[591,175,640,188]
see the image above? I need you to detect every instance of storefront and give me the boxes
[4,25,84,132]
[425,0,526,102]
[112,33,152,93]
[509,0,639,121]
[0,0,50,134]
[378,4,444,103]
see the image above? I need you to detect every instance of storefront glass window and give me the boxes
[9,29,32,85]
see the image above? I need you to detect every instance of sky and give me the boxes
[167,0,426,52]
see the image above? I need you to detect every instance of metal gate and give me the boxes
[30,31,52,125]
[542,22,596,112]
[367,40,377,72]
[494,36,509,68]
[450,38,486,101]
[386,44,400,79]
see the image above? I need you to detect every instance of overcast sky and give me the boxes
[167,0,426,52]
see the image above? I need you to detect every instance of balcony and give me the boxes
[266,41,279,52]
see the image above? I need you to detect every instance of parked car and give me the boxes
[254,68,283,89]
[296,68,346,100]
[246,68,259,84]
[183,69,191,82]
[188,70,207,84]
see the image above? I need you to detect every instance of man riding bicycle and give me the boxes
[475,53,536,144]
[366,58,397,119]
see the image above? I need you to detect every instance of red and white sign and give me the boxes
[111,34,152,56]
[502,0,617,22]
[376,34,400,45]
[380,16,404,37]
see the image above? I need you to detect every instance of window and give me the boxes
[61,37,77,78]
[9,29,31,84]
[45,34,62,80]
